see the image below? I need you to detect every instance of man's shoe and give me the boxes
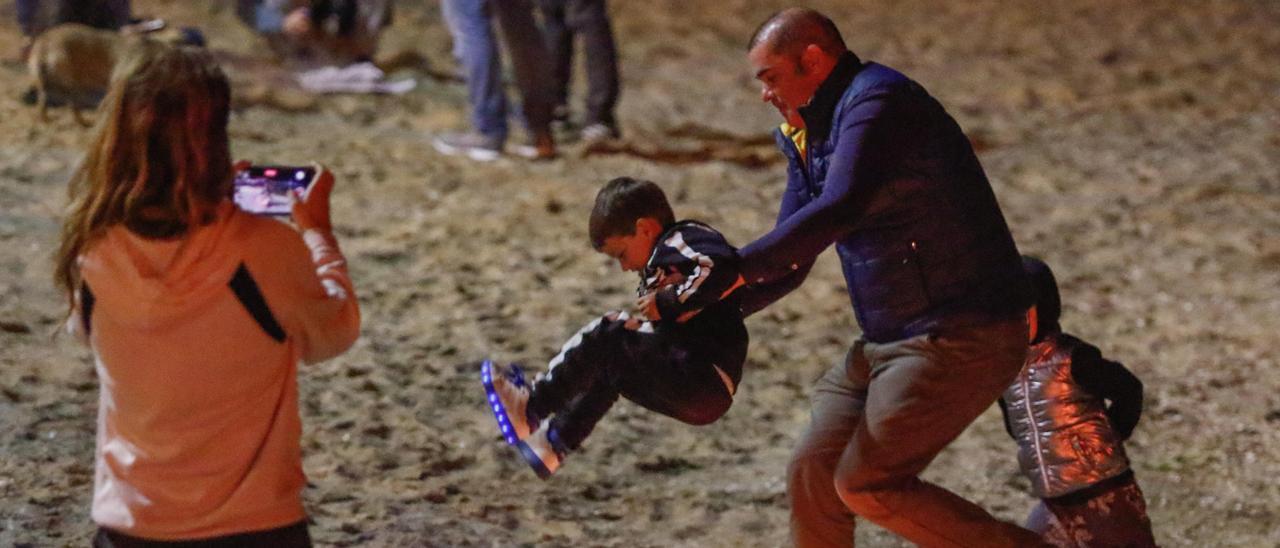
[516,425,566,479]
[481,360,538,444]
[580,122,620,143]
[509,131,557,160]
[433,131,502,162]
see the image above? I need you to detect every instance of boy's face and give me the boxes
[599,218,661,272]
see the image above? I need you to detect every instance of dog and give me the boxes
[27,22,196,126]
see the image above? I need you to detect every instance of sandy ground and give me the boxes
[1,1,1278,546]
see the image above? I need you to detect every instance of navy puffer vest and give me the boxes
[784,54,1030,341]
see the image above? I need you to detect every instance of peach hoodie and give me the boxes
[72,202,360,540]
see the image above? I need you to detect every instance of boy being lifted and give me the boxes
[483,176,747,478]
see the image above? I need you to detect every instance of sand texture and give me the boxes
[1,1,1278,546]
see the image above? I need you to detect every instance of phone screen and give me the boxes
[233,166,316,216]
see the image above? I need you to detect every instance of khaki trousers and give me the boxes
[788,316,1044,547]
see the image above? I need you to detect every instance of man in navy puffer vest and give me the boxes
[737,8,1042,547]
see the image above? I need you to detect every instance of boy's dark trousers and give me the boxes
[533,0,619,128]
[528,311,747,451]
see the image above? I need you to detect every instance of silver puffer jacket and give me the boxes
[1003,335,1130,498]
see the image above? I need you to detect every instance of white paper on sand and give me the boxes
[295,62,416,95]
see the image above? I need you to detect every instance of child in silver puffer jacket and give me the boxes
[998,256,1157,548]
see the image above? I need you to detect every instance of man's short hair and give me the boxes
[747,8,847,59]
[588,177,675,249]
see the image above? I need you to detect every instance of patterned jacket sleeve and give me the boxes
[652,224,741,322]
[1071,343,1143,440]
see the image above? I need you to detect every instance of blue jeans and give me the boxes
[440,0,554,144]
[235,0,293,33]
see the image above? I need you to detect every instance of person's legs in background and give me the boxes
[14,0,40,62]
[534,0,573,128]
[434,0,507,161]
[104,0,132,27]
[59,0,132,30]
[14,0,131,41]
[566,0,619,141]
[15,0,40,37]
[490,0,557,159]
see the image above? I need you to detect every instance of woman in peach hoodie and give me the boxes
[53,41,360,547]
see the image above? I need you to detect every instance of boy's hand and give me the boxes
[635,292,660,321]
[291,164,335,232]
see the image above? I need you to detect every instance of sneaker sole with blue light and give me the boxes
[480,360,534,444]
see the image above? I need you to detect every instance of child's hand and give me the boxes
[635,292,660,321]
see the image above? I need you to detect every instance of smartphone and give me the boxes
[232,165,317,217]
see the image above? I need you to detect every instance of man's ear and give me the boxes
[801,44,825,72]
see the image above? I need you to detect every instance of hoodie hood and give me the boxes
[80,202,248,330]
[1021,255,1061,342]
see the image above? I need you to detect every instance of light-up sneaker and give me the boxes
[480,360,538,444]
[516,424,566,479]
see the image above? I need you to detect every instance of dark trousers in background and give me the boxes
[529,311,746,451]
[534,0,619,128]
[788,316,1045,547]
[16,0,131,37]
[94,520,310,548]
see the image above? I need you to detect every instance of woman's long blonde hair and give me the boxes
[54,41,232,314]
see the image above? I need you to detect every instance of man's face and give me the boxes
[599,231,655,272]
[749,44,816,128]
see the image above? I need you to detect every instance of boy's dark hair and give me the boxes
[588,177,675,250]
[1022,255,1062,338]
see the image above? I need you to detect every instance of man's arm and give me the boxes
[737,261,813,317]
[739,94,893,287]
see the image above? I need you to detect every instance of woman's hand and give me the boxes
[291,164,335,232]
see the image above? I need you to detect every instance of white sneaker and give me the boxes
[579,122,620,143]
[481,361,537,444]
[517,424,565,479]
[508,131,557,161]
[433,131,502,162]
